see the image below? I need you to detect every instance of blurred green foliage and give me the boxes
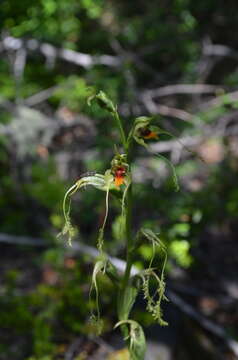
[0,247,116,358]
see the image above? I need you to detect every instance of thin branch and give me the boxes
[141,93,193,122]
[1,35,121,69]
[0,233,46,246]
[149,135,203,154]
[143,84,222,98]
[0,232,137,276]
[24,85,60,106]
[167,290,238,357]
[203,43,238,59]
[198,90,238,111]
[14,47,27,103]
[149,117,238,155]
[110,38,165,83]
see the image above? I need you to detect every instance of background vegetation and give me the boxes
[0,0,238,359]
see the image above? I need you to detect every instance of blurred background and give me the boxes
[0,0,238,359]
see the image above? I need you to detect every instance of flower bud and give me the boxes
[95,91,116,113]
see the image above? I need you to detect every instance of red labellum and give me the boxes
[114,166,126,187]
[140,127,158,139]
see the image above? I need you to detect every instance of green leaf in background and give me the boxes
[169,239,193,268]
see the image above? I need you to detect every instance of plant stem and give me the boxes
[122,183,133,290]
[112,110,134,323]
[112,110,137,356]
[113,111,127,150]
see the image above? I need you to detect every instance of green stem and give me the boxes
[122,183,133,290]
[113,111,127,150]
[112,110,135,338]
[112,109,134,303]
[112,110,134,287]
[112,111,136,353]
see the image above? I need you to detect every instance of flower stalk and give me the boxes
[108,104,135,317]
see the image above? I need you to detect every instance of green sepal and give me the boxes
[58,172,114,247]
[135,229,169,326]
[129,115,180,192]
[89,255,108,335]
[155,153,179,192]
[129,116,153,147]
[114,320,146,360]
[134,116,153,128]
[96,170,114,252]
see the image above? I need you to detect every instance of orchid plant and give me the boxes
[59,91,180,359]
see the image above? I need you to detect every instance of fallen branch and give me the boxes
[140,93,193,122]
[198,90,238,111]
[0,232,136,275]
[143,84,222,98]
[0,233,46,246]
[167,290,238,357]
[203,43,238,59]
[1,35,121,69]
[24,85,60,106]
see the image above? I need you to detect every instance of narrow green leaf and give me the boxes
[89,256,108,334]
[118,284,139,321]
[58,173,108,246]
[97,172,113,252]
[155,153,179,192]
[157,129,205,162]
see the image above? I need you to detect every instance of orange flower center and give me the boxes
[115,176,125,186]
[140,127,158,139]
[114,166,126,186]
